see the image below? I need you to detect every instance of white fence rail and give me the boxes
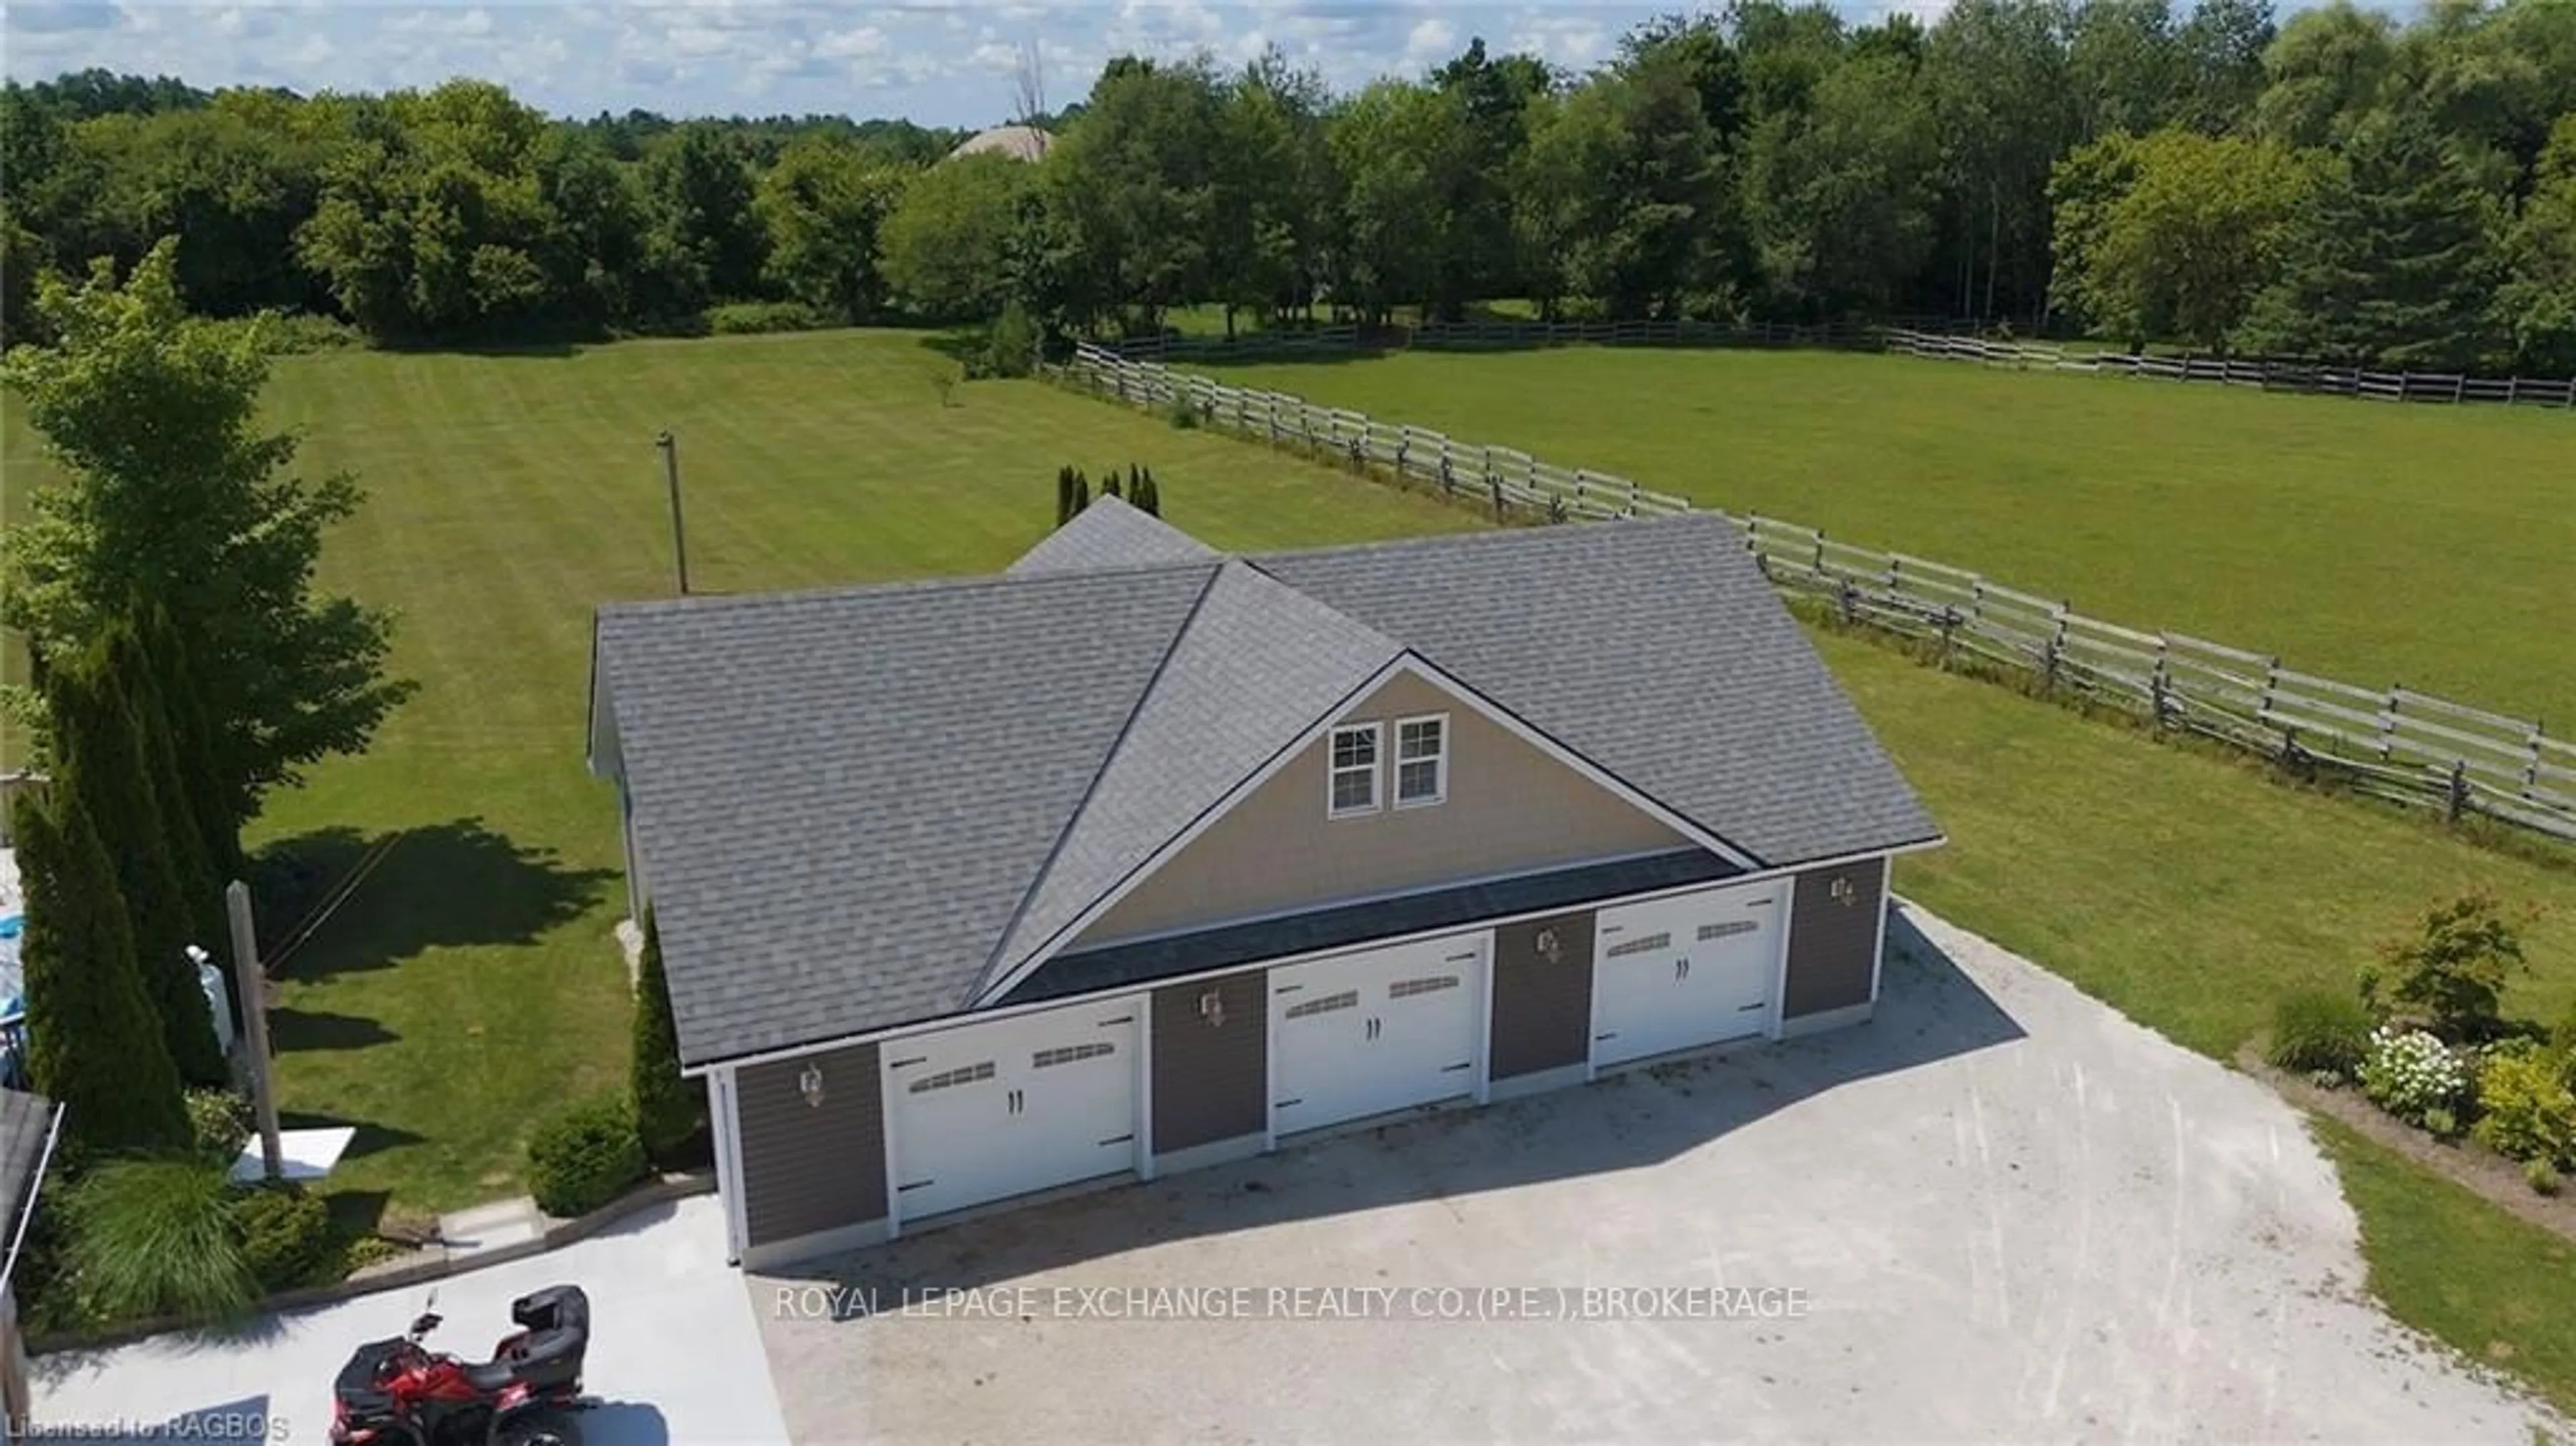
[1099,319,2576,410]
[1882,329,2576,408]
[1059,343,2576,844]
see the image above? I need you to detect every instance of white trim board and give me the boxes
[971,652,1765,1010]
[682,837,1943,1078]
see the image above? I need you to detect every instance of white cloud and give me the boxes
[1402,15,1455,67]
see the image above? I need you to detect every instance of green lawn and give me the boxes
[1831,627,2576,1057]
[2314,1117,2576,1418]
[1190,346,2576,730]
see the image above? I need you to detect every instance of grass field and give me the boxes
[1190,345,2576,730]
[3,327,1472,1215]
[5,327,2573,1407]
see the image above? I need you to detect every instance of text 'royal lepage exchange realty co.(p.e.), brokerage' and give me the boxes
[772,1282,1815,1324]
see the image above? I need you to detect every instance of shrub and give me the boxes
[526,1094,646,1218]
[2422,1105,2461,1138]
[704,301,835,335]
[185,1089,252,1162]
[983,300,1040,379]
[1167,392,1201,429]
[2357,889,2535,1043]
[2268,989,2375,1078]
[227,1180,334,1292]
[64,1156,254,1323]
[631,913,706,1170]
[2358,1027,2474,1129]
[2470,1048,2576,1168]
[2530,1160,2565,1196]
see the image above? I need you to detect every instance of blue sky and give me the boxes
[4,0,2415,131]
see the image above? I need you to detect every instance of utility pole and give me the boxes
[656,429,691,596]
[225,880,284,1181]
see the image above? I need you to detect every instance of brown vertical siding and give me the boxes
[1151,968,1267,1153]
[1489,909,1595,1079]
[738,1041,885,1247]
[1781,858,1888,1019]
[1077,672,1689,949]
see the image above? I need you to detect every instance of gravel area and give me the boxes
[752,901,2569,1445]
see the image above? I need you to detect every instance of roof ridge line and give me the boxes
[963,560,1229,1003]
[600,555,1222,619]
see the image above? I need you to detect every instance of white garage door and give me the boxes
[883,997,1140,1222]
[1272,934,1485,1136]
[1591,881,1786,1069]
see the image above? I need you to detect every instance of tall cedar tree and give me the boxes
[1102,466,1122,500]
[107,622,223,951]
[629,912,704,1167]
[11,792,191,1156]
[1073,472,1089,514]
[2238,107,2504,369]
[49,646,228,1084]
[1136,467,1161,516]
[136,603,244,885]
[1055,465,1077,526]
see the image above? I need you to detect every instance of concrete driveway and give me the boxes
[35,1194,789,1445]
[755,903,2566,1446]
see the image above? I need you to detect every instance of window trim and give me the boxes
[1327,721,1383,818]
[1392,712,1450,809]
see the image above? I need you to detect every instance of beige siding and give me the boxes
[1077,672,1690,948]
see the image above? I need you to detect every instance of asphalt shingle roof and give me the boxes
[0,1086,58,1293]
[978,559,1404,995]
[1005,496,1217,577]
[596,566,1218,1066]
[1249,514,1941,870]
[594,507,1938,1067]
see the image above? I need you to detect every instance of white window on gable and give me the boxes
[1394,714,1448,807]
[1328,722,1382,818]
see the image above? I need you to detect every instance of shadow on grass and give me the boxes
[268,1007,399,1052]
[277,1111,427,1162]
[252,818,616,983]
[913,329,985,367]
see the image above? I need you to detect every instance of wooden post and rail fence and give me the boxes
[1099,318,2576,411]
[1053,342,2576,845]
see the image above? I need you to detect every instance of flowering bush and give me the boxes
[2358,1027,2473,1128]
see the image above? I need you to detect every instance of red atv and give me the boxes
[328,1284,591,1446]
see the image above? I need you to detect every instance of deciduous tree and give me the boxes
[1,239,412,832]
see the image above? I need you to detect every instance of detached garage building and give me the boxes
[588,501,1941,1268]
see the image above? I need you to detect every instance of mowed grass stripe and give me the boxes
[1197,346,2576,729]
[34,328,1464,1211]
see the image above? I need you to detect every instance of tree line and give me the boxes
[3,0,2573,370]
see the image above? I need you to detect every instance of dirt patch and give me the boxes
[2237,1044,2576,1244]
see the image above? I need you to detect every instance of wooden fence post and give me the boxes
[2445,759,2469,824]
[2043,606,2068,691]
[2526,724,2546,797]
[2149,638,2171,728]
[2381,685,2401,763]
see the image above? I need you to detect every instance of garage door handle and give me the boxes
[1737,1001,1766,1012]
[898,1179,935,1192]
[1098,1133,1134,1148]
[1441,1062,1471,1072]
[1098,1015,1134,1027]
[1594,1032,1616,1042]
[1276,1097,1303,1109]
[889,1056,926,1070]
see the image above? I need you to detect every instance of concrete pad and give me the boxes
[754,902,2570,1445]
[227,1127,357,1184]
[35,1195,790,1445]
[441,1195,547,1255]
